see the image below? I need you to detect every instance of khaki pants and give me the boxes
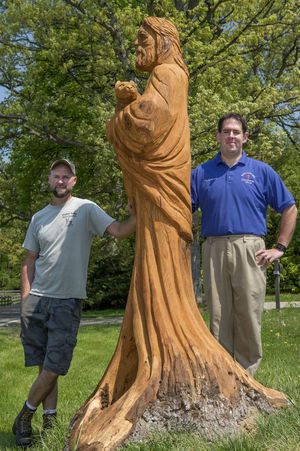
[202,235,266,375]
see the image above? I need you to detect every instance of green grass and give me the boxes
[264,292,300,303]
[0,309,299,450]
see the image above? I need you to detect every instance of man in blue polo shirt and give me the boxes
[192,113,297,375]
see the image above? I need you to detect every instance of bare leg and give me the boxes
[36,366,58,410]
[27,368,59,408]
[42,382,58,410]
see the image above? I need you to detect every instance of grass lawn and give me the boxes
[0,308,299,450]
[264,293,300,303]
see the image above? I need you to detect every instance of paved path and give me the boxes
[0,303,123,328]
[263,301,300,310]
[0,301,299,328]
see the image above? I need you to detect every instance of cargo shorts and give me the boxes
[21,294,82,375]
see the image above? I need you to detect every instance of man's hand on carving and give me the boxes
[127,199,136,215]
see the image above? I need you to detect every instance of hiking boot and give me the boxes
[42,412,57,431]
[12,402,35,447]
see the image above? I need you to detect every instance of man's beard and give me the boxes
[52,187,71,198]
[136,47,156,71]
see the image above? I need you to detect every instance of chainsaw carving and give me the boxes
[68,17,288,451]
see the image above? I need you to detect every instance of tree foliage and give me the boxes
[0,0,299,301]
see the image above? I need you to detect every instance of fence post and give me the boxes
[273,260,282,310]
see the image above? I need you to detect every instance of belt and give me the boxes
[205,234,265,243]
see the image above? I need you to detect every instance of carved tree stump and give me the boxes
[67,17,289,451]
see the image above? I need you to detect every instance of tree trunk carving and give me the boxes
[67,17,289,451]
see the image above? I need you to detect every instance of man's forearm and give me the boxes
[277,204,298,247]
[255,204,297,267]
[116,215,136,238]
[106,215,136,239]
[21,259,36,299]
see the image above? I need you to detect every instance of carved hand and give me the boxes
[115,80,139,110]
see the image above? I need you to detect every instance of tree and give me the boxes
[0,220,25,289]
[0,0,299,298]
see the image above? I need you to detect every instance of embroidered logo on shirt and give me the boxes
[204,178,217,184]
[241,172,255,184]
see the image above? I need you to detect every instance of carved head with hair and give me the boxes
[134,17,188,77]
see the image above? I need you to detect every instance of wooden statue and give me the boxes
[68,17,289,450]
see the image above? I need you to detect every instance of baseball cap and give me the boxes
[50,159,76,175]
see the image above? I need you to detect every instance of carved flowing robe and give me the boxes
[105,61,217,405]
[108,63,192,243]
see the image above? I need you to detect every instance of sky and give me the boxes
[0,86,9,101]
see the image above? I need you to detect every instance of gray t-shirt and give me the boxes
[23,196,115,299]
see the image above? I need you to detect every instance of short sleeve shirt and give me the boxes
[23,197,115,299]
[191,152,295,237]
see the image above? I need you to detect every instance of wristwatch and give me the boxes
[275,243,287,253]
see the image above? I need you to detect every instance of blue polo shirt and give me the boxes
[191,152,295,237]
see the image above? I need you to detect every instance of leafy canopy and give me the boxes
[0,0,299,297]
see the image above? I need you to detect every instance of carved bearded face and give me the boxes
[134,25,158,72]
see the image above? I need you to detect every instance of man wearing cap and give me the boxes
[13,159,136,447]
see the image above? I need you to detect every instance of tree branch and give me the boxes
[64,0,134,76]
[275,117,299,149]
[0,201,30,222]
[276,35,299,78]
[0,113,96,149]
[190,0,276,77]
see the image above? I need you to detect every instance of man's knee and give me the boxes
[40,368,59,384]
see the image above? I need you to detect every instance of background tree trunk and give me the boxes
[192,210,202,303]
